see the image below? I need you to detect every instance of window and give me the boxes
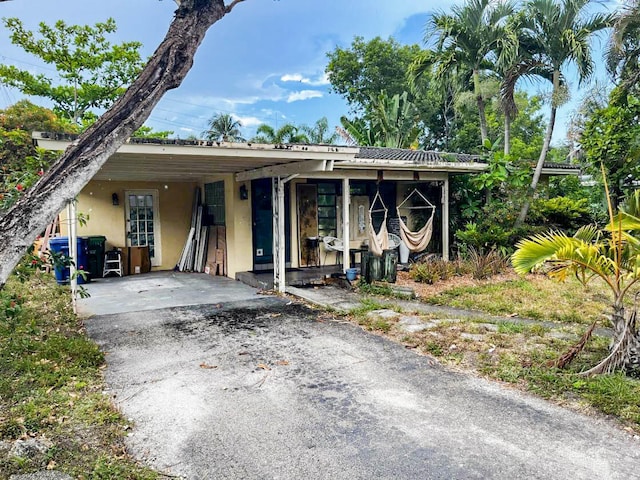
[316,182,337,238]
[204,181,225,226]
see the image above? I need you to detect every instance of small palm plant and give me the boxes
[512,174,640,376]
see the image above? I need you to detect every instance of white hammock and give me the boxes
[396,188,435,253]
[368,191,389,257]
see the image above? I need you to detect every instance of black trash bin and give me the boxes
[84,235,107,280]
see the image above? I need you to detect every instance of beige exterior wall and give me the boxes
[200,174,253,278]
[61,180,196,271]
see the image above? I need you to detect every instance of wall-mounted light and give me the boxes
[239,184,248,200]
[112,193,119,206]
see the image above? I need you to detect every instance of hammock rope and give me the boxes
[368,191,389,257]
[396,188,435,253]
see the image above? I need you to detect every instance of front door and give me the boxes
[251,178,290,270]
[125,190,161,266]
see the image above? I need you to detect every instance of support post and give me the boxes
[342,177,350,273]
[68,200,78,313]
[272,177,287,293]
[277,177,286,293]
[441,177,449,261]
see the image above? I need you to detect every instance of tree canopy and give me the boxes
[0,17,144,123]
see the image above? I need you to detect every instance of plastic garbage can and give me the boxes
[48,236,88,284]
[84,235,107,279]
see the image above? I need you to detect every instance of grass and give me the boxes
[426,275,610,325]
[0,272,159,479]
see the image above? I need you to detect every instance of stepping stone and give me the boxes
[397,315,438,333]
[367,309,400,320]
[476,323,499,332]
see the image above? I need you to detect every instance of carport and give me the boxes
[78,270,263,317]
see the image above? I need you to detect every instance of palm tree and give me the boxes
[251,123,309,144]
[512,178,640,376]
[337,92,421,148]
[515,0,613,225]
[300,117,339,144]
[607,0,640,98]
[202,113,245,142]
[417,0,516,145]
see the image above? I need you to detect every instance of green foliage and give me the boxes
[325,36,423,116]
[251,123,309,144]
[0,17,144,123]
[467,247,510,279]
[410,257,467,284]
[300,117,338,144]
[530,196,591,233]
[580,94,640,208]
[0,274,159,478]
[202,113,245,142]
[340,91,421,148]
[456,221,512,251]
[0,102,72,210]
[131,126,174,139]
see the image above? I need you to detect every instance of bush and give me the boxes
[468,247,509,279]
[409,256,470,284]
[531,196,591,233]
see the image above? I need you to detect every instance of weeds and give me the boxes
[467,247,510,280]
[0,273,158,478]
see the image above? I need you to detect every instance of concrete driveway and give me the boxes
[78,271,261,317]
[84,275,639,479]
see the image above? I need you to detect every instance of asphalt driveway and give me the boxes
[85,288,640,480]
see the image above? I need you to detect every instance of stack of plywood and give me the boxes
[177,187,212,273]
[205,226,227,276]
[177,187,228,275]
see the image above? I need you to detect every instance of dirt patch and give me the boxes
[395,270,520,299]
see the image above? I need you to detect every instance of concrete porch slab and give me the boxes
[78,271,262,317]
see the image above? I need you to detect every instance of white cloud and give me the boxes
[287,90,324,103]
[280,72,330,86]
[179,127,194,132]
[233,115,263,127]
[281,73,306,83]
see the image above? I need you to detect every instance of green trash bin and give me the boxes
[84,236,107,280]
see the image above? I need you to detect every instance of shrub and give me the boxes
[468,247,509,279]
[531,196,591,233]
[410,256,469,284]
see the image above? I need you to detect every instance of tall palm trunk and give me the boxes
[515,69,560,227]
[473,69,489,143]
[504,113,511,156]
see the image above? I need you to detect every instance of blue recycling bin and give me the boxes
[48,237,89,285]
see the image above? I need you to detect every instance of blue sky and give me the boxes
[0,0,618,146]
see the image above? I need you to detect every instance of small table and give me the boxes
[306,237,321,267]
[349,246,368,268]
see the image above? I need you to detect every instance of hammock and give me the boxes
[396,188,435,253]
[368,191,389,257]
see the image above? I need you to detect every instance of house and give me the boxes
[32,132,579,291]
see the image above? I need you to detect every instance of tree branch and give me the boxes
[226,0,246,13]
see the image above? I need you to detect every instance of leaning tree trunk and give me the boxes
[581,304,640,376]
[515,70,561,228]
[0,0,245,288]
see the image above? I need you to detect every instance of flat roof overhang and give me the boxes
[33,135,357,182]
[33,133,578,182]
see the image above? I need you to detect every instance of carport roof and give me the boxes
[32,132,579,182]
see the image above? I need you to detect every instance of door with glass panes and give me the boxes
[125,190,161,266]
